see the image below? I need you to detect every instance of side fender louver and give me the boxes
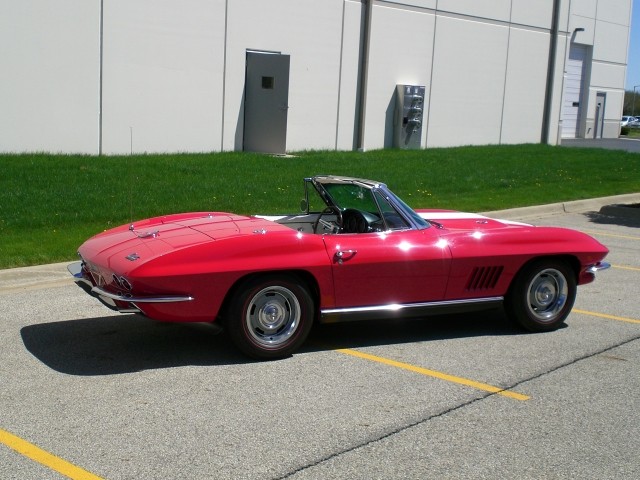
[466,266,504,290]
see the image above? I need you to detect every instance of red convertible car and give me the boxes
[69,175,610,359]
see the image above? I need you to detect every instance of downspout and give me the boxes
[221,0,229,151]
[356,0,373,151]
[541,0,561,144]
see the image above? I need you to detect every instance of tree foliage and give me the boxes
[623,89,640,116]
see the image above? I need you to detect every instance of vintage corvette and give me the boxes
[69,175,610,359]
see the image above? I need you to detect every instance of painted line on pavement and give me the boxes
[611,264,640,272]
[0,428,104,480]
[580,229,640,241]
[335,348,530,401]
[574,309,640,325]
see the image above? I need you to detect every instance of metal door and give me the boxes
[243,51,290,154]
[561,44,587,138]
[594,92,606,138]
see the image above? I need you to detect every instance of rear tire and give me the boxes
[226,275,314,359]
[505,259,577,332]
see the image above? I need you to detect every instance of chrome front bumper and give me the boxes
[586,261,611,274]
[67,261,194,314]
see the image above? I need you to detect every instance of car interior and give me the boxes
[266,180,412,234]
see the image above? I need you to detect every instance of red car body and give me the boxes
[70,176,609,359]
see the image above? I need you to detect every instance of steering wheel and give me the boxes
[313,206,343,234]
[342,209,370,233]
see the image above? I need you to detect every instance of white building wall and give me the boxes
[437,0,511,23]
[0,0,632,154]
[335,1,365,151]
[500,28,550,144]
[427,15,510,148]
[511,0,553,29]
[362,3,435,150]
[223,0,346,152]
[0,0,100,153]
[566,0,632,139]
[101,0,226,154]
[363,0,570,149]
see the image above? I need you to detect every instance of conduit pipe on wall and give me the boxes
[356,0,373,151]
[541,0,561,144]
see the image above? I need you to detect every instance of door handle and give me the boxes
[334,250,357,264]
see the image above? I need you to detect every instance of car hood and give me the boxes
[416,210,531,231]
[416,209,608,261]
[77,212,289,273]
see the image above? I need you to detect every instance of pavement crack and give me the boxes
[275,335,640,480]
[503,334,640,394]
[275,393,490,480]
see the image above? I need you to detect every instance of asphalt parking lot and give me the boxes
[1,199,639,479]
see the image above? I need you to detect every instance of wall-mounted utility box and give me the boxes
[394,84,425,149]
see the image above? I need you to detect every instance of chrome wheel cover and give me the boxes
[526,268,568,322]
[245,286,301,348]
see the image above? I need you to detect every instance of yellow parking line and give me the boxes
[336,348,530,401]
[611,264,640,272]
[573,309,640,325]
[580,229,640,241]
[0,428,104,480]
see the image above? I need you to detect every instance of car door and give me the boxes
[322,228,451,308]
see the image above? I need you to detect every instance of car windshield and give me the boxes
[380,189,430,229]
[323,183,378,212]
[312,178,430,231]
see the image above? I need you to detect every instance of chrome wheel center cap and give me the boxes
[536,285,554,306]
[260,303,285,330]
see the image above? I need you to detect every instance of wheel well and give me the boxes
[217,270,321,325]
[510,255,581,290]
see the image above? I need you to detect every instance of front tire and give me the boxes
[226,275,314,359]
[505,259,577,332]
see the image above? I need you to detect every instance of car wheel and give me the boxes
[505,259,577,332]
[226,275,314,359]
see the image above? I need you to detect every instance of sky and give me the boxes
[626,0,640,90]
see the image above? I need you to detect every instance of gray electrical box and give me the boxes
[394,84,425,149]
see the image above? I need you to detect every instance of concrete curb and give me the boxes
[0,261,74,294]
[2,192,639,291]
[482,192,640,220]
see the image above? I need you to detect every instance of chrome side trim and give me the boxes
[586,262,611,274]
[91,286,194,304]
[320,297,503,323]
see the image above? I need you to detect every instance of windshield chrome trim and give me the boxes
[310,175,429,232]
[374,184,430,231]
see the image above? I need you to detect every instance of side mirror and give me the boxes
[300,199,308,213]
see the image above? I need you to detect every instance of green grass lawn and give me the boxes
[625,128,640,139]
[1,144,639,269]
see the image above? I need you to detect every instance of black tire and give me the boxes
[225,275,314,359]
[505,259,577,332]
